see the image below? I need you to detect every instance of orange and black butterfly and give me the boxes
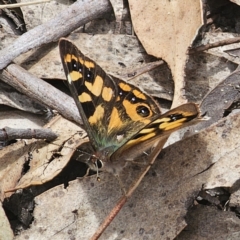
[59,39,202,175]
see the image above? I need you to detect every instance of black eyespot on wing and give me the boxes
[169,114,184,121]
[136,105,150,117]
[117,87,127,98]
[73,59,82,72]
[85,68,94,81]
[130,95,136,103]
[66,59,82,74]
[127,92,137,103]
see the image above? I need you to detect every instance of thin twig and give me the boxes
[0,0,51,9]
[188,37,240,54]
[90,138,168,240]
[120,60,164,80]
[0,127,58,141]
[0,0,112,69]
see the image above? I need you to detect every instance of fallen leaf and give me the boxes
[185,51,237,105]
[196,68,240,131]
[129,0,203,106]
[0,140,33,200]
[0,109,48,130]
[12,115,87,191]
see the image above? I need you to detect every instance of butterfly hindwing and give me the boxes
[113,103,201,160]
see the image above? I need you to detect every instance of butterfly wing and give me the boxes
[59,39,161,154]
[59,39,115,150]
[112,103,202,161]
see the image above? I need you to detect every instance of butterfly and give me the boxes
[59,38,203,176]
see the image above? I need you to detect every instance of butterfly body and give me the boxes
[59,39,202,175]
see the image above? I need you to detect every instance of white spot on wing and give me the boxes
[116,134,124,142]
[67,75,72,84]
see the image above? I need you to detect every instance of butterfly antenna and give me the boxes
[95,162,100,181]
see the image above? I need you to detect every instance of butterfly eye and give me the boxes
[96,159,103,168]
[136,105,150,117]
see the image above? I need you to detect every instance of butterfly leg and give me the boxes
[125,151,151,166]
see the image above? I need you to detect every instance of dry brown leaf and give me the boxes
[0,109,47,129]
[185,51,237,104]
[195,68,240,131]
[129,0,203,106]
[12,115,87,191]
[0,140,33,200]
[0,115,83,199]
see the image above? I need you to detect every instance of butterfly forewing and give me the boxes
[59,39,118,150]
[59,39,162,153]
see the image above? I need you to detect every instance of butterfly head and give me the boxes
[88,147,127,176]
